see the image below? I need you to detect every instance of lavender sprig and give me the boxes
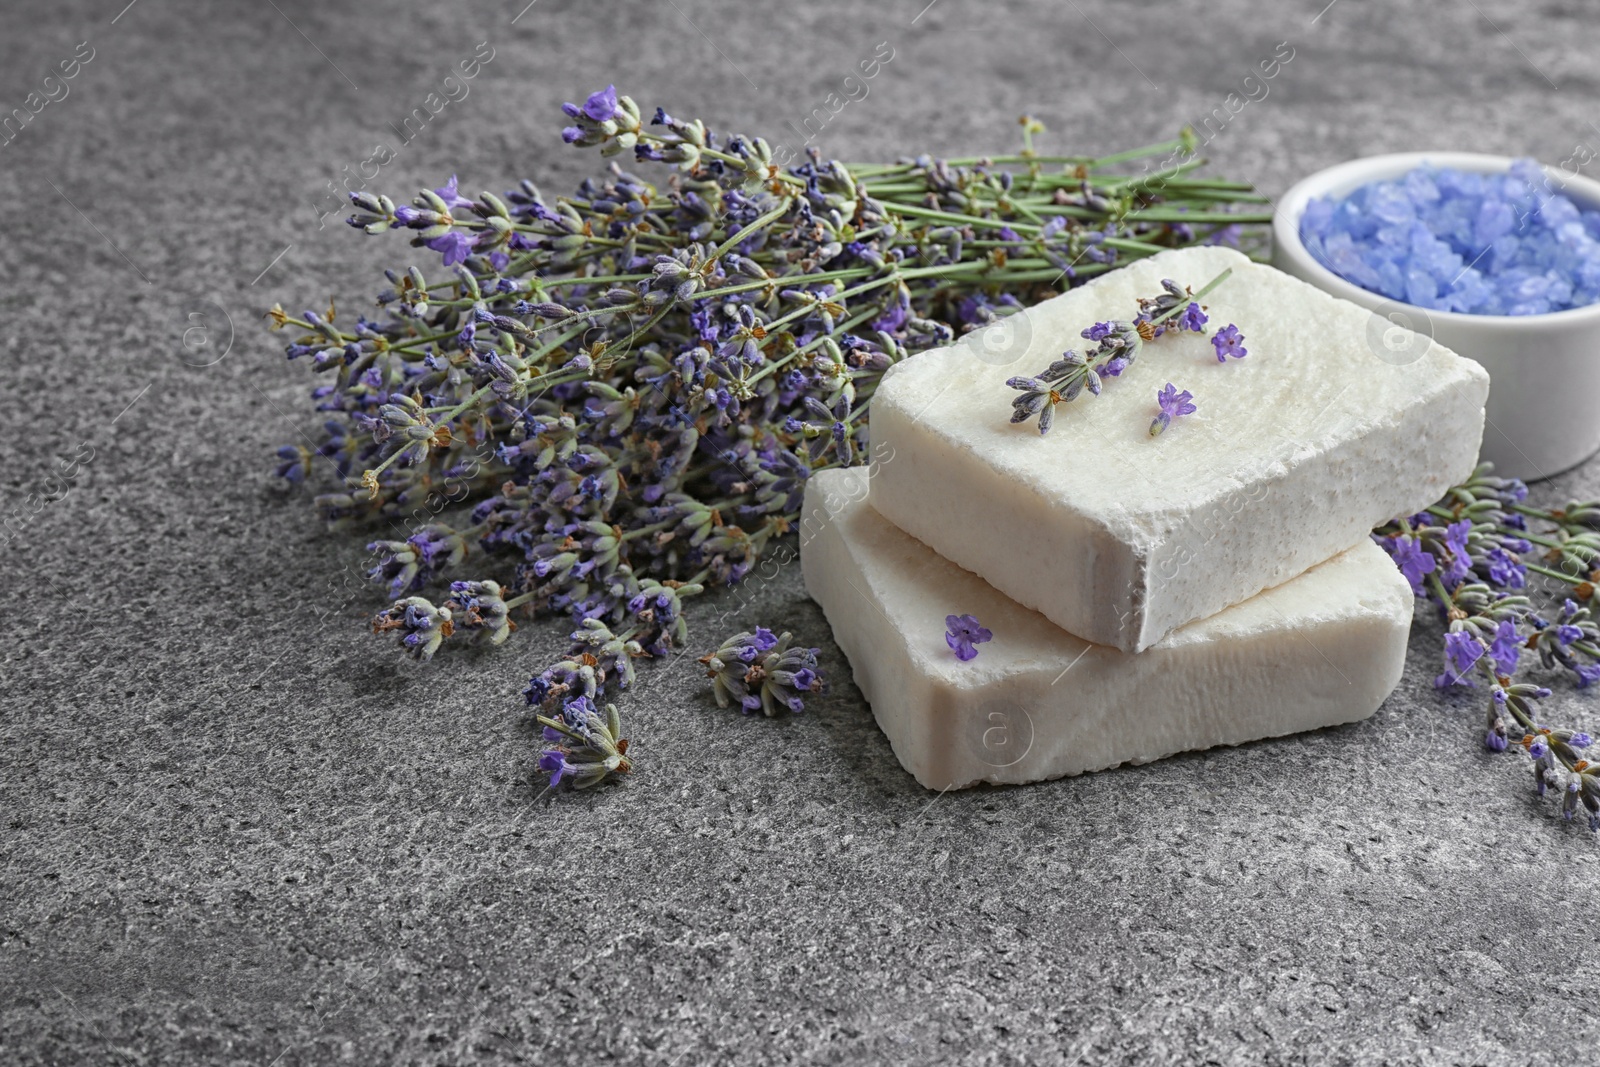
[699,627,826,716]
[1006,268,1232,435]
[536,696,632,790]
[1374,462,1600,829]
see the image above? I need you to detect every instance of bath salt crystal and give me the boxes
[801,469,1413,791]
[869,246,1486,653]
[1300,158,1600,314]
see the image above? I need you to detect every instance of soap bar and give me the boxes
[870,246,1486,652]
[801,469,1413,791]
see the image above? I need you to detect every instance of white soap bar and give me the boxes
[870,246,1486,652]
[801,469,1413,791]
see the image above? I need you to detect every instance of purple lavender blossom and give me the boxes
[1387,536,1436,594]
[945,614,993,661]
[735,626,779,661]
[1149,382,1196,436]
[1210,323,1247,362]
[434,175,473,211]
[1442,520,1473,585]
[1488,619,1521,675]
[426,231,473,266]
[1178,302,1208,332]
[371,596,454,661]
[582,85,619,121]
[701,628,826,715]
[1483,547,1526,588]
[535,697,631,790]
[538,749,575,787]
[1445,630,1484,676]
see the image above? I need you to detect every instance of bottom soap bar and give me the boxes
[800,469,1413,790]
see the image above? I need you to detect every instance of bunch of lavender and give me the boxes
[1373,464,1600,829]
[272,88,1265,738]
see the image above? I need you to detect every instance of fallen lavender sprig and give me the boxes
[536,696,632,790]
[699,627,825,716]
[1006,269,1232,435]
[1373,462,1600,830]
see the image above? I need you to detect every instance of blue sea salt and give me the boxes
[1300,159,1600,315]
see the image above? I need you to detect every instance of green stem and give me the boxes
[1149,267,1234,326]
[1427,572,1458,610]
[1527,561,1589,586]
[710,197,793,261]
[427,322,590,421]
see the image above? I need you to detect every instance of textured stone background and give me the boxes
[3,0,1598,1063]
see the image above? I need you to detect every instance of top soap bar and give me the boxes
[869,246,1488,652]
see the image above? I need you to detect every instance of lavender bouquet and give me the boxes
[270,86,1264,782]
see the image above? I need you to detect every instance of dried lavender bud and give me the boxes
[371,596,454,661]
[537,696,631,790]
[699,627,826,716]
[446,579,514,646]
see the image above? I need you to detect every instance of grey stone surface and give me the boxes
[2,0,1598,1063]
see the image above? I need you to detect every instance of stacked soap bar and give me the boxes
[802,468,1413,790]
[801,246,1490,789]
[869,246,1489,652]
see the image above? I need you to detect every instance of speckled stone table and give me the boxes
[3,1,1598,1063]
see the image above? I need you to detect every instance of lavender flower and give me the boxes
[1488,618,1521,675]
[1483,547,1526,588]
[446,579,514,646]
[1177,302,1208,332]
[1444,629,1484,675]
[579,84,620,121]
[433,175,474,211]
[367,526,468,597]
[1384,536,1436,594]
[700,627,826,716]
[1374,469,1600,828]
[1210,323,1247,361]
[1432,522,1470,586]
[536,696,631,790]
[371,596,454,661]
[945,614,993,661]
[1149,383,1197,437]
[426,231,473,266]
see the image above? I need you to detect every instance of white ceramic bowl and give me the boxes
[1272,151,1600,482]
